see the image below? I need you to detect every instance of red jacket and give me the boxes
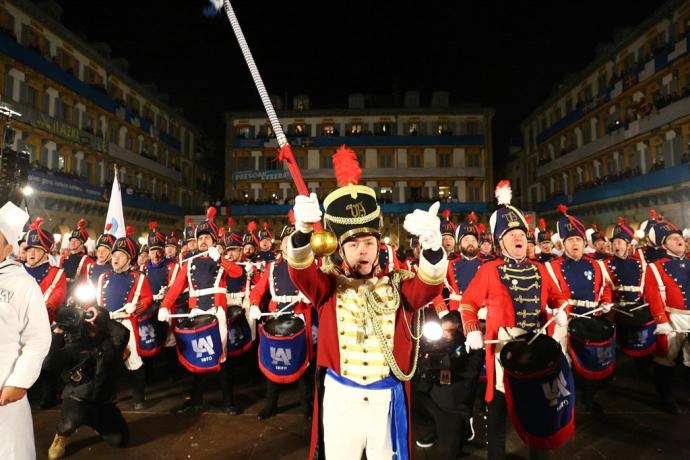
[94,270,153,316]
[644,255,689,324]
[544,256,612,308]
[58,252,94,285]
[459,258,567,402]
[35,265,67,322]
[161,257,233,311]
[249,256,310,314]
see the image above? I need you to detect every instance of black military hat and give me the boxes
[112,226,139,260]
[280,210,296,240]
[147,221,166,250]
[96,223,117,250]
[323,146,381,245]
[195,206,219,241]
[70,218,89,243]
[26,217,54,252]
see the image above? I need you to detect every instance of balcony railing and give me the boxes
[234,134,485,149]
[109,142,181,182]
[536,164,690,212]
[226,201,489,216]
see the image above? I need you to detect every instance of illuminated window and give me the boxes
[350,123,363,135]
[322,124,335,136]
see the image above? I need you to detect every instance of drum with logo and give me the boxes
[615,303,656,357]
[500,333,575,451]
[568,316,616,380]
[174,314,223,373]
[130,307,168,357]
[227,305,253,357]
[258,315,310,384]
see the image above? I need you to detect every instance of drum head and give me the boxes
[616,305,652,327]
[177,314,217,330]
[500,333,560,375]
[264,315,305,337]
[227,306,244,322]
[568,316,614,342]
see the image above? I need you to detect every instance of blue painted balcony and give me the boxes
[227,201,488,217]
[536,164,690,212]
[234,134,485,149]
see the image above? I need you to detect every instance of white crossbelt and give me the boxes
[568,299,599,308]
[666,307,690,316]
[227,291,245,299]
[615,285,642,292]
[190,287,227,298]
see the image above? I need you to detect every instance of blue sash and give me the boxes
[326,369,409,460]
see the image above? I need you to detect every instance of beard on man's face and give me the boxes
[461,245,478,257]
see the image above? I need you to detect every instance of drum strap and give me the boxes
[170,263,180,285]
[75,255,87,282]
[43,268,64,304]
[96,272,105,306]
[386,244,394,273]
[132,272,146,305]
[268,261,277,299]
[594,260,608,300]
[648,264,666,303]
[545,261,562,293]
[637,249,648,294]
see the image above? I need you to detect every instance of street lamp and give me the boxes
[21,185,33,196]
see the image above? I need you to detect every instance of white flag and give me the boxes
[105,168,126,238]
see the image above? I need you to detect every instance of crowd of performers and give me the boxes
[5,148,690,460]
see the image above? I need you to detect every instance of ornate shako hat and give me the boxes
[96,223,117,250]
[612,217,635,243]
[525,215,535,243]
[536,218,552,243]
[556,204,586,241]
[440,209,455,237]
[165,230,179,248]
[70,218,89,243]
[183,218,196,242]
[26,217,54,252]
[648,216,681,247]
[455,211,479,242]
[224,218,244,248]
[258,222,273,241]
[638,209,659,243]
[112,226,139,260]
[280,210,296,240]
[586,224,606,245]
[147,221,166,250]
[243,221,259,246]
[489,180,529,242]
[323,146,381,245]
[195,207,219,241]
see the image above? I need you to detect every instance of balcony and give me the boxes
[233,134,485,149]
[109,142,181,182]
[226,201,489,216]
[537,95,690,178]
[536,164,690,212]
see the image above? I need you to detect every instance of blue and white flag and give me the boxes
[105,167,126,238]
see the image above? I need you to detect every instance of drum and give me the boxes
[615,304,656,357]
[258,315,309,384]
[568,316,616,380]
[500,333,575,451]
[131,307,168,357]
[227,305,253,357]
[174,314,223,373]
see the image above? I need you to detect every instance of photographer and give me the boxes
[412,312,483,459]
[44,306,130,460]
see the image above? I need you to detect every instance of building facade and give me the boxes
[519,0,690,233]
[225,92,494,247]
[0,0,211,239]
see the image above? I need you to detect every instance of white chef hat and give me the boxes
[0,201,30,255]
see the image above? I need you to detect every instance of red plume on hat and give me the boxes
[218,227,226,237]
[262,221,269,229]
[333,145,362,186]
[30,217,44,229]
[442,209,451,219]
[467,212,477,224]
[557,204,568,216]
[525,214,533,227]
[591,223,599,232]
[247,221,257,232]
[538,218,546,232]
[126,226,134,236]
[148,220,158,231]
[187,217,193,224]
[206,206,217,220]
[287,209,295,225]
[78,218,87,229]
[477,223,486,233]
[228,217,235,228]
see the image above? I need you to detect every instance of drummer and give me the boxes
[159,207,239,415]
[544,205,613,416]
[249,219,314,421]
[536,218,557,264]
[93,227,153,410]
[460,180,569,459]
[179,218,197,263]
[404,236,420,273]
[88,225,116,286]
[164,231,179,262]
[256,222,276,263]
[605,217,652,378]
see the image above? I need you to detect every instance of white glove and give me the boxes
[437,309,449,319]
[546,306,568,327]
[601,303,613,313]
[403,202,442,251]
[157,308,170,322]
[293,193,322,233]
[207,246,220,262]
[189,308,205,318]
[110,311,127,320]
[124,302,136,314]
[654,322,673,335]
[245,263,254,275]
[249,305,262,321]
[466,330,484,350]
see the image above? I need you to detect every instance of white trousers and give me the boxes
[0,395,35,460]
[121,318,143,371]
[322,372,393,460]
[655,311,690,367]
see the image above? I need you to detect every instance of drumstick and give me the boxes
[184,250,211,263]
[484,338,526,345]
[569,312,593,319]
[580,305,606,317]
[169,307,217,319]
[612,307,634,317]
[629,303,649,311]
[259,300,299,317]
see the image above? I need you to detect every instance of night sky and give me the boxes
[56,0,667,191]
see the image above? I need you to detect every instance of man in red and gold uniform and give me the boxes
[58,219,94,298]
[286,147,446,460]
[644,217,690,414]
[460,180,569,459]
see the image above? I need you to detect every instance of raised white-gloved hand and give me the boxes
[124,302,136,314]
[245,263,254,276]
[157,308,170,322]
[546,305,568,327]
[437,309,449,319]
[293,193,322,233]
[403,202,442,251]
[465,330,484,350]
[654,322,673,335]
[189,308,205,318]
[601,302,613,314]
[207,245,220,262]
[249,305,262,321]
